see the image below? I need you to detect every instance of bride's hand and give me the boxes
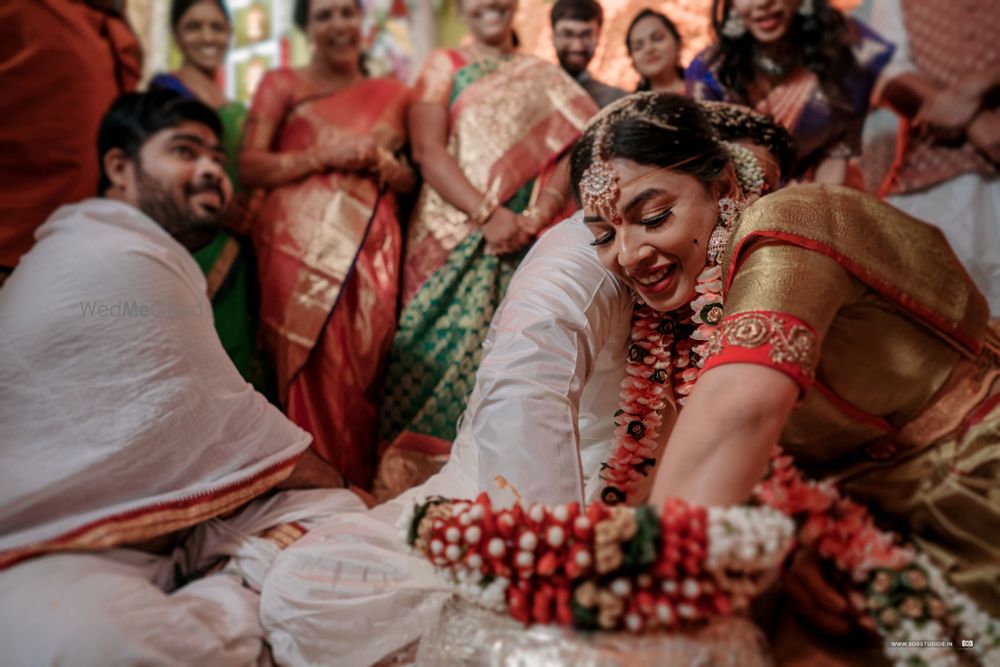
[483,208,532,255]
[785,548,866,636]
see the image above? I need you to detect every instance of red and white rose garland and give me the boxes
[402,492,795,632]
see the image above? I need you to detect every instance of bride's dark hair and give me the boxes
[707,0,855,104]
[570,94,729,205]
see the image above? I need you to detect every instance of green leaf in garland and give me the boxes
[571,598,599,631]
[407,501,431,546]
[623,506,662,570]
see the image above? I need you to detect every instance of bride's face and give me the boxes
[584,160,720,312]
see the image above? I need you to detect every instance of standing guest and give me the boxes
[240,0,414,490]
[0,0,141,285]
[0,90,360,665]
[687,0,893,186]
[626,8,685,95]
[551,0,626,108]
[151,0,274,397]
[374,0,597,499]
[872,0,999,314]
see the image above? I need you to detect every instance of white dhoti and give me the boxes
[262,464,472,667]
[0,489,365,667]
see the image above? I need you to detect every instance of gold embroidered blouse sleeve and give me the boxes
[706,242,863,389]
[726,242,860,333]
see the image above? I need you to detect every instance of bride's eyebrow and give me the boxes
[622,188,664,217]
[583,215,605,224]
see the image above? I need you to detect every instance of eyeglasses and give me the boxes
[554,29,596,42]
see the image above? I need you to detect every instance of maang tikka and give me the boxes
[579,93,686,226]
[579,123,622,225]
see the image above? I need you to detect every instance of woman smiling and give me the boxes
[240,0,414,490]
[687,0,893,186]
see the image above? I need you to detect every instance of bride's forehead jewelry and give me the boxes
[579,93,701,225]
[579,123,622,224]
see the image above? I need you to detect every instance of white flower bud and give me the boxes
[518,532,538,551]
[487,538,506,558]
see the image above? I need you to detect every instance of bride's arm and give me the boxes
[649,363,797,507]
[649,242,860,507]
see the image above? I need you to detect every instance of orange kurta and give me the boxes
[0,0,141,269]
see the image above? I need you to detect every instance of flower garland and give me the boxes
[405,450,999,666]
[597,191,743,505]
[598,263,727,505]
[402,492,795,632]
[754,450,1000,666]
[597,305,674,504]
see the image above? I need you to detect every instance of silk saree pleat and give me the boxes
[253,77,406,486]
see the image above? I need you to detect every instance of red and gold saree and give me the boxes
[248,71,408,488]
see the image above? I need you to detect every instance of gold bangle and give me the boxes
[470,192,500,226]
[522,205,543,228]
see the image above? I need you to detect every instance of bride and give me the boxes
[260,94,997,665]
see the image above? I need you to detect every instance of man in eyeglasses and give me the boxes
[550,0,626,108]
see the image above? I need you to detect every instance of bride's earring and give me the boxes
[707,197,740,266]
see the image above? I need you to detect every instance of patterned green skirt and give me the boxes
[379,230,528,444]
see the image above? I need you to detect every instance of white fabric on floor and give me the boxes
[261,214,634,666]
[0,488,364,667]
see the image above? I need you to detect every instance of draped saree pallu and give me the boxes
[375,50,597,499]
[251,75,408,488]
[706,185,999,614]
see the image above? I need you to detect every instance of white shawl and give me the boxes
[0,199,311,566]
